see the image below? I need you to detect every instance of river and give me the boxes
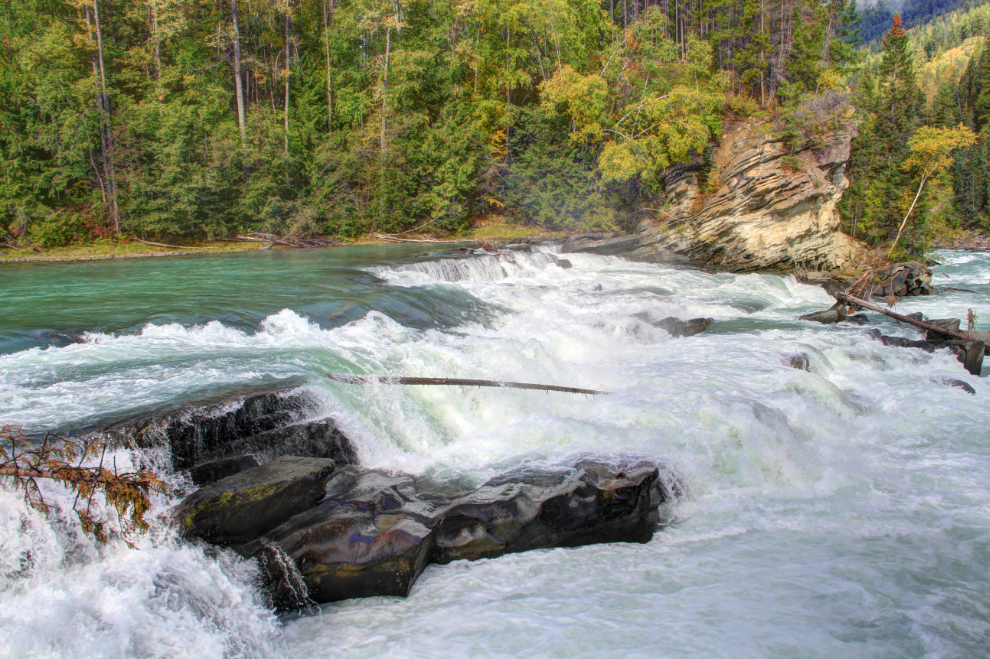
[1,246,988,658]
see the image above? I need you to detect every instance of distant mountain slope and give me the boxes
[859,0,984,44]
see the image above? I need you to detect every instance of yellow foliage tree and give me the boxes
[889,124,977,258]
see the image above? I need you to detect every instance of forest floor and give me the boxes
[0,219,560,266]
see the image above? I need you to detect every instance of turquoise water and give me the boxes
[0,247,988,659]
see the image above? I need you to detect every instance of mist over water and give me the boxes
[1,247,988,658]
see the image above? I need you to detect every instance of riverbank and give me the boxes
[0,220,560,266]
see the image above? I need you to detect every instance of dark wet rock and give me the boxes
[926,318,961,342]
[188,455,260,486]
[557,258,573,269]
[634,314,712,337]
[942,340,985,376]
[799,302,847,325]
[903,312,926,322]
[785,354,811,371]
[877,335,936,351]
[432,458,665,564]
[843,314,870,325]
[235,457,677,606]
[931,377,976,395]
[255,541,315,612]
[870,333,984,375]
[174,456,336,545]
[874,263,934,298]
[592,284,604,292]
[106,387,356,471]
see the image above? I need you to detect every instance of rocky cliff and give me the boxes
[564,97,866,271]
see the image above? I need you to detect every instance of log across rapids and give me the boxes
[324,372,609,396]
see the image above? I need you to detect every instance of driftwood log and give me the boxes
[325,373,608,395]
[134,237,210,250]
[836,292,973,340]
[237,232,342,248]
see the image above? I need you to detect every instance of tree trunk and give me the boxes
[284,2,292,185]
[323,0,335,135]
[888,174,928,258]
[325,373,608,395]
[90,0,120,234]
[232,0,247,144]
[377,26,391,229]
[150,0,163,115]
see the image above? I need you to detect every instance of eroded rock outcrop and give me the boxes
[103,387,357,472]
[179,456,679,608]
[563,96,867,272]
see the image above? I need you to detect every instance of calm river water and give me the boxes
[0,246,988,658]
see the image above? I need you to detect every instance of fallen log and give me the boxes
[369,232,467,244]
[134,237,210,250]
[835,292,973,340]
[325,372,608,395]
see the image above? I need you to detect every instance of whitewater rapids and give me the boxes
[0,247,988,658]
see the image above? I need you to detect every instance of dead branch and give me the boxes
[836,292,974,340]
[369,232,467,244]
[133,237,210,250]
[0,425,165,546]
[237,232,343,248]
[326,373,608,395]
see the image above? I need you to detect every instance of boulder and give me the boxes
[799,303,847,325]
[942,340,985,376]
[872,334,984,375]
[236,457,676,606]
[174,456,336,545]
[556,258,573,269]
[188,454,260,486]
[843,314,870,325]
[432,458,664,564]
[105,387,356,471]
[926,318,962,342]
[877,335,935,351]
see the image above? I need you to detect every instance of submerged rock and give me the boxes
[870,333,985,375]
[174,455,336,545]
[785,353,811,371]
[634,314,712,337]
[843,314,870,325]
[211,457,677,606]
[931,377,977,395]
[799,304,847,325]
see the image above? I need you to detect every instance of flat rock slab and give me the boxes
[237,456,676,606]
[175,455,336,545]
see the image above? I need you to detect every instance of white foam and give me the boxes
[1,249,988,658]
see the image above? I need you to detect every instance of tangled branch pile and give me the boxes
[0,425,165,546]
[236,233,342,248]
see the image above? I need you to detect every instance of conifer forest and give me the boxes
[2,0,990,254]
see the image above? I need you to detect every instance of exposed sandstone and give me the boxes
[563,96,867,271]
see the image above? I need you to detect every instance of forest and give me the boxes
[0,0,987,255]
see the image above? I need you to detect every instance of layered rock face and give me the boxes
[104,387,356,474]
[564,98,867,271]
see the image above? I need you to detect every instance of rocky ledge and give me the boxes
[101,386,356,481]
[562,95,866,272]
[176,454,680,610]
